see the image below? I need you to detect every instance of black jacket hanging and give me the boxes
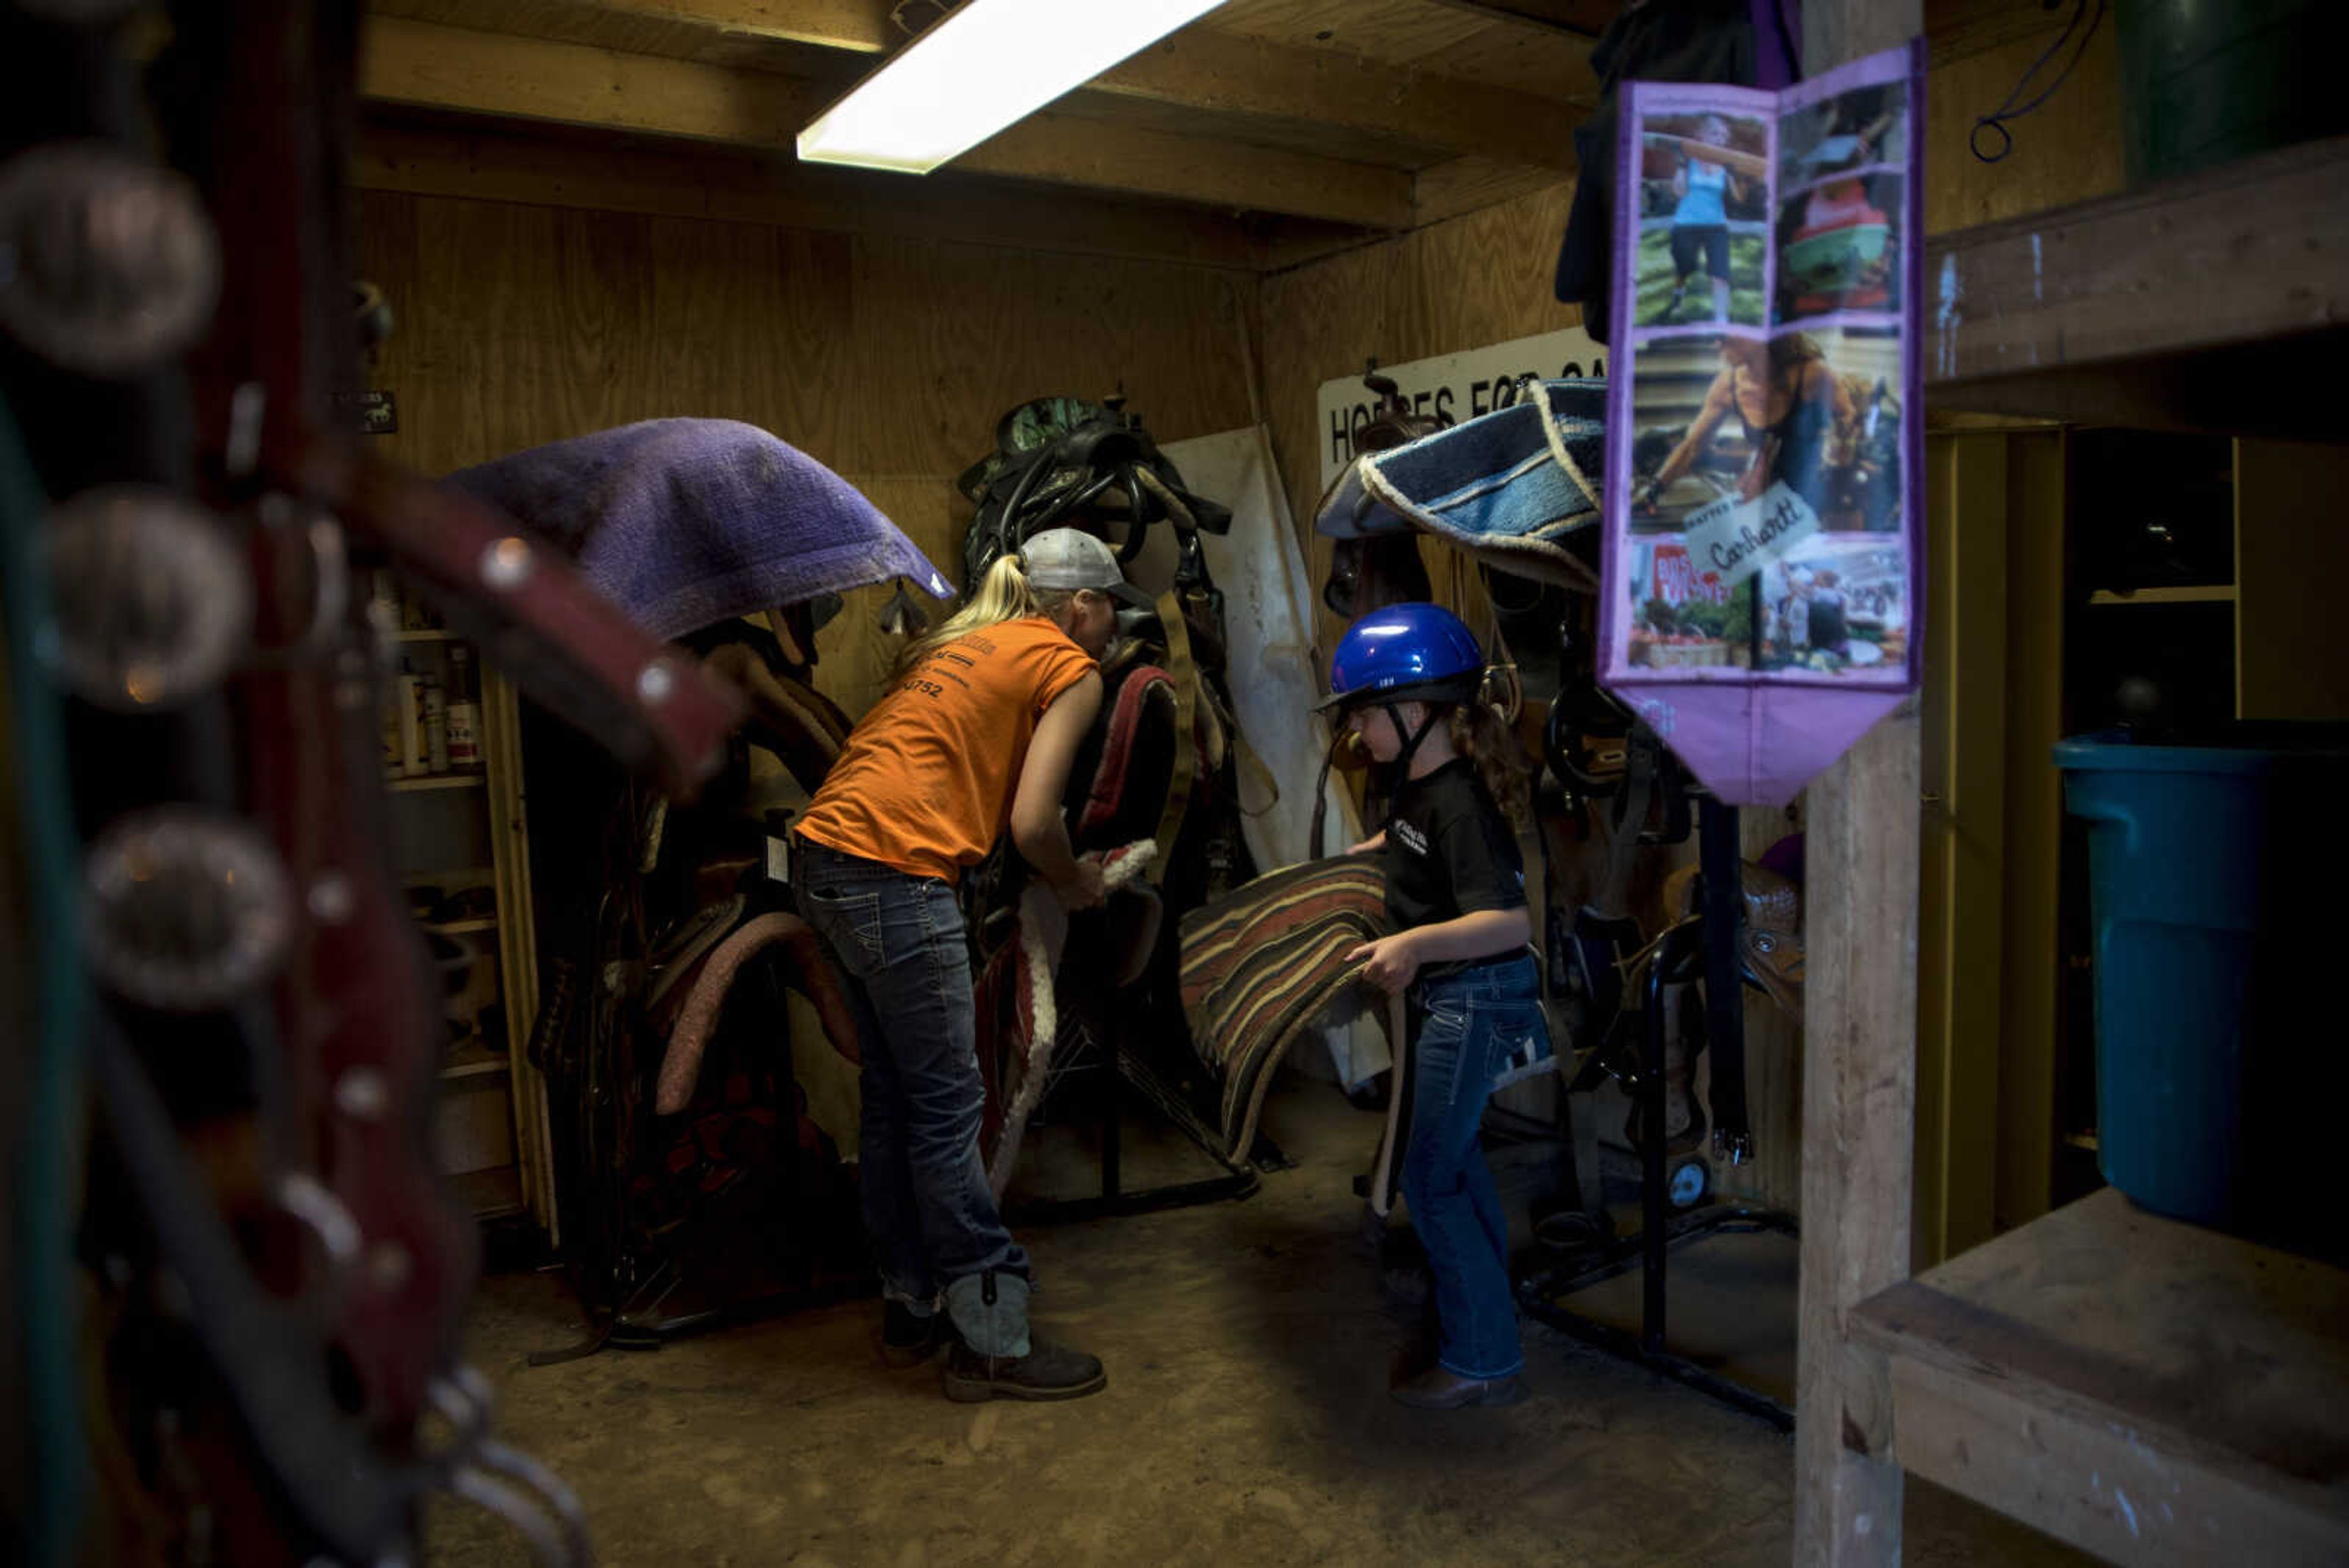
[1553,0,1779,343]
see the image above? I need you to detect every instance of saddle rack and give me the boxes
[1516,783,1800,1432]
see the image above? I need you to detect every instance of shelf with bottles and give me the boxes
[380,638,488,784]
[373,568,488,785]
[374,568,552,1235]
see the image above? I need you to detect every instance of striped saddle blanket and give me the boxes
[1179,855,1391,1161]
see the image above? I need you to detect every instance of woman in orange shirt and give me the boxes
[794,527,1141,1402]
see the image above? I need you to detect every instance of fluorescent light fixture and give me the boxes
[797,0,1226,174]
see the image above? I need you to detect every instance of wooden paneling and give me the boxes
[2235,440,2349,723]
[813,478,959,721]
[1047,87,1457,174]
[1260,178,1578,656]
[1217,0,1501,60]
[1092,24,1580,170]
[1420,23,1599,103]
[1923,15,2123,236]
[355,182,1256,721]
[374,0,1581,170]
[1413,158,1576,227]
[1916,433,2012,1269]
[1994,430,2066,1236]
[358,117,1271,270]
[373,0,864,74]
[362,17,1419,228]
[1214,0,1600,103]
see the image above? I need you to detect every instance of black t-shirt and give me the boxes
[1381,759,1527,968]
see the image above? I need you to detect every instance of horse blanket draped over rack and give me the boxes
[447,417,954,640]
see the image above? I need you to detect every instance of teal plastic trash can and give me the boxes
[2054,726,2349,1247]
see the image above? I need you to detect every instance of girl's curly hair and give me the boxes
[1447,700,1532,837]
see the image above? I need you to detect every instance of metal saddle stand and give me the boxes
[1003,553,1277,1227]
[1516,733,1800,1431]
[1003,1003,1272,1228]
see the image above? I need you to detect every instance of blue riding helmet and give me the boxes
[1317,601,1485,712]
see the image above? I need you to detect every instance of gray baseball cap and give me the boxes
[1019,527,1154,608]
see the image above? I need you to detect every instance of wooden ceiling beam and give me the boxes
[355,116,1273,269]
[1414,0,1612,39]
[1094,28,1576,171]
[549,0,893,53]
[382,0,1579,168]
[359,17,1417,227]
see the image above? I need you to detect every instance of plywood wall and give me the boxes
[355,185,1260,717]
[1922,19,2124,236]
[1258,181,1583,657]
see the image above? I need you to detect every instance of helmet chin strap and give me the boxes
[1377,697,1447,794]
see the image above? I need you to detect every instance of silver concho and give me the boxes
[83,808,291,1011]
[0,143,221,378]
[45,486,250,710]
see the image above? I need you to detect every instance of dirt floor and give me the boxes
[429,1079,2091,1567]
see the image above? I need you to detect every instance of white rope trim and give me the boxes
[1529,378,1604,513]
[984,841,1159,1197]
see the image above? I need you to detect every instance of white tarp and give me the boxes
[1143,425,1390,1087]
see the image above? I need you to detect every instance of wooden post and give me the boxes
[1793,3,1923,1565]
[1795,712,1921,1563]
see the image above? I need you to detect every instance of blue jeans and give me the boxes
[795,840,1028,1306]
[1405,953,1543,1380]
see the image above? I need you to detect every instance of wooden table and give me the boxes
[1848,1189,2349,1565]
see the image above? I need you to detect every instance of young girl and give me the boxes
[1323,603,1542,1409]
[794,527,1145,1403]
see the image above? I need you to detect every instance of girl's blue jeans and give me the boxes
[1405,952,1543,1381]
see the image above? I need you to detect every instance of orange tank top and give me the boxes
[796,616,1096,882]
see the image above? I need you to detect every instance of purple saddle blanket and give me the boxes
[446,418,954,641]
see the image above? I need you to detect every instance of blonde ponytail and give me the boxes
[889,552,1078,680]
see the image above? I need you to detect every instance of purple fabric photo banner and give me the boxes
[1599,39,1925,805]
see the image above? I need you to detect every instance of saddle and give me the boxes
[1661,856,1805,1023]
[957,395,1231,590]
[524,621,867,1322]
[1318,368,1443,619]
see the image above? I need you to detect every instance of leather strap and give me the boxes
[1696,795,1753,1161]
[1147,587,1200,874]
[1516,815,1556,1015]
[1308,724,1348,861]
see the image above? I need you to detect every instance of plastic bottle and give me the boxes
[445,644,483,771]
[420,670,448,774]
[381,686,405,773]
[395,660,426,777]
